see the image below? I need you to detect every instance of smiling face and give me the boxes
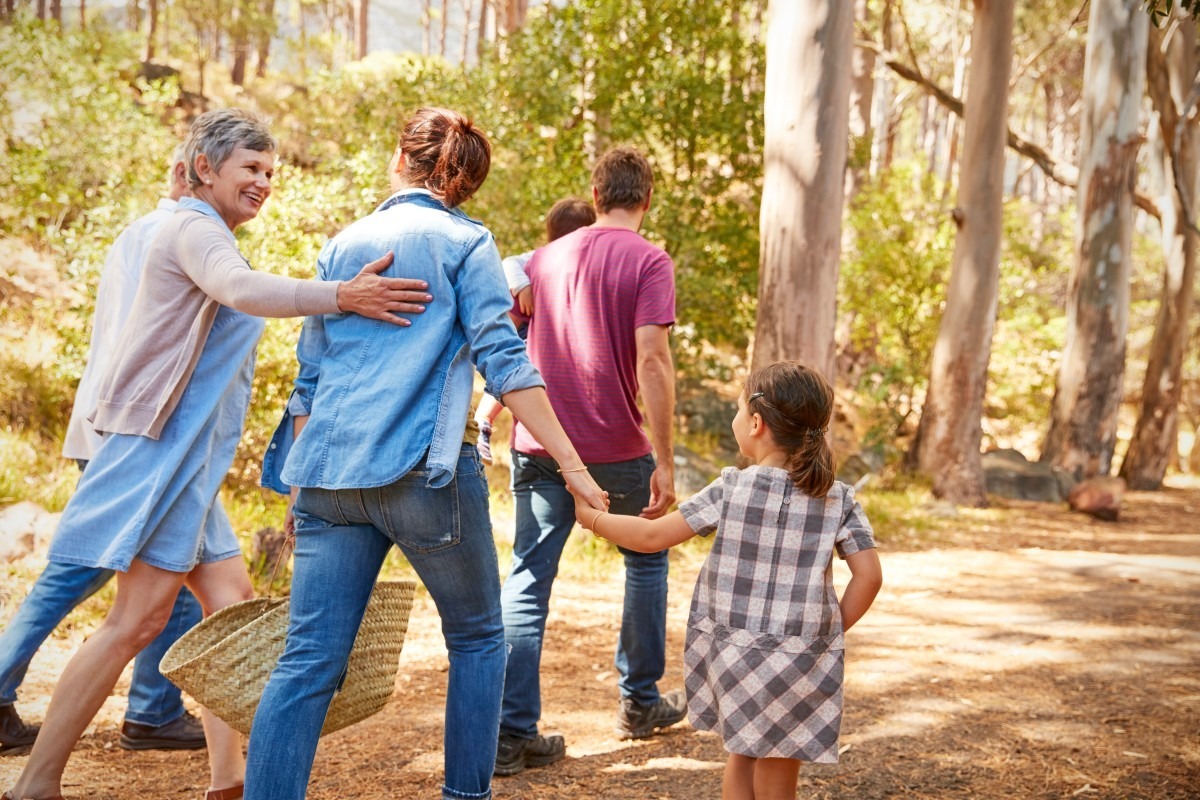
[199,147,275,230]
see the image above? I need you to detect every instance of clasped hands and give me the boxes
[563,471,609,536]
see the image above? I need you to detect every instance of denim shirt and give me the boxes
[262,189,543,492]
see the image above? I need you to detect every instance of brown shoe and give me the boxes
[204,785,243,800]
[3,791,65,800]
[118,711,206,751]
[0,705,39,751]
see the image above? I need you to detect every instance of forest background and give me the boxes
[0,0,1197,545]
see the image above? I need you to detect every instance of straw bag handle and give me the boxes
[261,528,296,601]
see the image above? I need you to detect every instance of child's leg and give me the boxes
[722,753,756,800]
[752,756,801,800]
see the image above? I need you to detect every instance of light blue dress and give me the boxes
[48,207,265,574]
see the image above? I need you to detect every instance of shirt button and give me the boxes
[270,443,277,450]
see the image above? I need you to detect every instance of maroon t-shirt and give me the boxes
[511,226,676,463]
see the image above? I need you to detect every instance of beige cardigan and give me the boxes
[92,209,341,439]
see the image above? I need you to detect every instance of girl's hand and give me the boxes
[570,485,608,531]
[516,286,534,316]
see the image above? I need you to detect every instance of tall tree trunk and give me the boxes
[502,0,526,33]
[1041,0,1149,480]
[1120,13,1198,489]
[942,28,969,199]
[79,0,85,29]
[846,0,875,200]
[869,0,894,178]
[231,38,249,84]
[50,0,60,23]
[422,0,432,56]
[255,0,274,77]
[145,0,158,60]
[355,0,368,60]
[460,0,472,64]
[476,0,490,61]
[752,0,854,382]
[913,0,1015,506]
[36,0,45,21]
[439,0,448,57]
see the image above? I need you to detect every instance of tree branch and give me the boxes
[861,39,1162,220]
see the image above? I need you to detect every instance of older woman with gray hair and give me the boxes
[3,108,432,800]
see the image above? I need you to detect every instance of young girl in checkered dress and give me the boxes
[573,361,882,799]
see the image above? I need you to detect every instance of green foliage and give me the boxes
[0,18,177,241]
[472,0,765,364]
[841,162,956,445]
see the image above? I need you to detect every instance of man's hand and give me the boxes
[640,464,675,519]
[336,251,433,325]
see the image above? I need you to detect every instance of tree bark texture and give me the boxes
[353,0,369,59]
[1121,14,1198,489]
[846,0,875,200]
[752,0,853,383]
[1042,0,1148,480]
[914,0,1015,506]
[144,0,158,60]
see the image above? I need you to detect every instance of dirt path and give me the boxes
[2,482,1198,799]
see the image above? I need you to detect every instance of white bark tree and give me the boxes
[1041,0,1149,480]
[1121,12,1198,488]
[913,0,1015,506]
[752,0,854,382]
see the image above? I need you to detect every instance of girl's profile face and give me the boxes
[731,391,754,458]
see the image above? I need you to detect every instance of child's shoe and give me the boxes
[477,420,494,465]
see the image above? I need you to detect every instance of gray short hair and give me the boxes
[165,144,186,188]
[183,108,276,189]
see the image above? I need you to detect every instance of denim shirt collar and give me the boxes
[375,188,481,224]
[177,197,237,242]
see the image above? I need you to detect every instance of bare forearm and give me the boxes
[839,550,882,631]
[586,508,694,553]
[638,350,675,467]
[502,386,584,470]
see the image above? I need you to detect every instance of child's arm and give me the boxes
[574,492,696,552]
[839,548,882,631]
[516,285,533,316]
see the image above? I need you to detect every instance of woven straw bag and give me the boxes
[160,580,416,737]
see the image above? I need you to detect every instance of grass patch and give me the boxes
[0,427,78,510]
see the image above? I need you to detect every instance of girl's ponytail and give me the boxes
[745,361,836,498]
[787,428,834,498]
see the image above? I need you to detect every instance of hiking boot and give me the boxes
[616,690,687,740]
[477,420,494,466]
[494,732,566,776]
[0,704,39,750]
[119,710,207,751]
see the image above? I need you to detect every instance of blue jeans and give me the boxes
[500,451,668,739]
[245,448,504,800]
[0,561,202,725]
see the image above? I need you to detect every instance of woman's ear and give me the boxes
[195,153,214,186]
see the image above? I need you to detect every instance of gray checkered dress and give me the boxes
[677,466,876,762]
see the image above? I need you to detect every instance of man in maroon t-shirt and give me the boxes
[494,147,685,776]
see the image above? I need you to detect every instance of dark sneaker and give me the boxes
[0,704,39,750]
[494,732,566,777]
[119,710,207,751]
[616,690,687,740]
[477,421,494,465]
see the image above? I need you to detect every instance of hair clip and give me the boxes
[748,391,765,403]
